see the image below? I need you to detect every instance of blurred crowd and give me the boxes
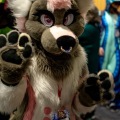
[79,0,120,120]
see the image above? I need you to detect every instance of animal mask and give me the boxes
[8,0,92,55]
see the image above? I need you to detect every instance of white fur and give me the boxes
[27,47,88,120]
[8,0,32,17]
[50,25,76,39]
[0,79,27,114]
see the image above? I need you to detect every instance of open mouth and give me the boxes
[60,46,73,53]
[57,35,76,54]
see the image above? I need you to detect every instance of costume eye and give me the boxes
[63,13,74,26]
[40,14,54,27]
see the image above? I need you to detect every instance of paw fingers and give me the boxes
[18,33,33,58]
[0,31,32,65]
[84,71,114,102]
[103,91,113,100]
[101,79,111,90]
[98,70,114,88]
[86,74,99,85]
[7,30,19,44]
[98,70,115,101]
[0,30,20,49]
[99,72,109,81]
[0,35,7,48]
[18,34,30,47]
[84,74,101,101]
[23,45,32,58]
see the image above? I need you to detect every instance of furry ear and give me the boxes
[7,0,32,17]
[7,0,33,32]
[75,0,93,14]
[47,0,72,12]
[7,0,93,32]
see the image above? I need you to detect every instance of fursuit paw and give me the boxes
[0,30,33,85]
[0,30,33,66]
[78,70,115,107]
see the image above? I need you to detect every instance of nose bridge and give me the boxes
[49,25,76,40]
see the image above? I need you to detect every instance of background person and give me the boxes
[99,0,120,111]
[78,6,101,120]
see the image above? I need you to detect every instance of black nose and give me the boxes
[57,35,76,53]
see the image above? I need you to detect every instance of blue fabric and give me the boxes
[99,11,120,94]
[100,11,120,109]
[106,0,120,11]
[107,0,120,4]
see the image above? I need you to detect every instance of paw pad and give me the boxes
[2,49,22,64]
[101,79,111,90]
[0,30,33,65]
[0,35,7,48]
[83,70,114,103]
[7,30,19,44]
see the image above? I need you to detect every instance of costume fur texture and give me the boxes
[0,0,114,120]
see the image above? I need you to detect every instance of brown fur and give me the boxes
[34,46,82,80]
[0,0,114,119]
[4,0,94,119]
[24,0,86,81]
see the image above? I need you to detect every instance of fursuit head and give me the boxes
[0,0,114,120]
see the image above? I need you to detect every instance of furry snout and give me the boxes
[57,35,76,53]
[41,25,78,55]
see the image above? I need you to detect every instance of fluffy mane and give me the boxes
[47,0,72,12]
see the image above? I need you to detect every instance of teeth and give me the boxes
[60,46,72,53]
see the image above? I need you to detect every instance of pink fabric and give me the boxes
[23,76,36,120]
[47,0,71,11]
[16,17,27,32]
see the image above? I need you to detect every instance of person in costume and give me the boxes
[0,0,115,120]
[79,6,101,74]
[79,6,101,120]
[99,0,120,110]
